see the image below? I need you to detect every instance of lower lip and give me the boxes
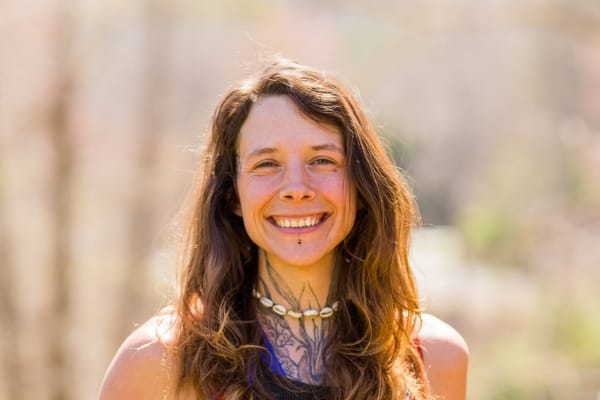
[268,215,329,234]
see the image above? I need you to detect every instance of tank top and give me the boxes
[258,334,424,399]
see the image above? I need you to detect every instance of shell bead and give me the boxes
[252,286,340,319]
[319,307,334,318]
[272,304,287,316]
[259,297,274,308]
[303,309,319,319]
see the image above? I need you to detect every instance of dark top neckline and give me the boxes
[259,332,332,399]
[258,331,423,399]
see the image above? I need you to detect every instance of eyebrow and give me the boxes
[243,147,278,160]
[243,143,345,160]
[310,143,345,154]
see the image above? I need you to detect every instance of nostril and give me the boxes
[279,184,315,201]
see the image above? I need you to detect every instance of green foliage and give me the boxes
[457,204,531,268]
[460,205,511,256]
[548,298,600,367]
[488,384,534,400]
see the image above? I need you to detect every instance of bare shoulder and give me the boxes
[98,310,179,400]
[418,313,469,400]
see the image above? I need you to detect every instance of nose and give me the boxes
[279,162,315,202]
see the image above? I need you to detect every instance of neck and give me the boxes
[256,251,336,312]
[254,251,337,384]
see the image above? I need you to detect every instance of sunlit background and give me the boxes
[1,1,599,399]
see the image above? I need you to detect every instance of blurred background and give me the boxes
[1,0,599,399]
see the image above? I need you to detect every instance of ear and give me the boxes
[234,203,242,216]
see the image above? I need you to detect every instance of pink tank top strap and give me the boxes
[413,336,424,360]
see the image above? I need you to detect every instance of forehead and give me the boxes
[237,95,343,155]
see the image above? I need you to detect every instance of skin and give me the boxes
[97,312,468,400]
[98,313,181,400]
[98,95,469,399]
[235,96,356,282]
[255,256,331,384]
[235,95,355,384]
[418,314,469,399]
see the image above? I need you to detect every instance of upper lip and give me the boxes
[268,211,329,219]
[269,213,326,218]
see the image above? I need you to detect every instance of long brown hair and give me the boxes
[174,59,428,399]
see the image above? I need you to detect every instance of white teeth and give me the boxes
[274,216,321,228]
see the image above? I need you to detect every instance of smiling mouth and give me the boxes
[269,214,329,228]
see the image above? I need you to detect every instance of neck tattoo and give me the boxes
[256,257,334,384]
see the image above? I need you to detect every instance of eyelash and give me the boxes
[255,160,279,169]
[311,158,335,165]
[252,157,338,171]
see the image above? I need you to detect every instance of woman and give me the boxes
[99,59,468,399]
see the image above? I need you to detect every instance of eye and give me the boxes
[311,157,335,166]
[255,160,279,169]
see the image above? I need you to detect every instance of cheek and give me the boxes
[235,178,272,216]
[234,178,247,216]
[318,175,357,225]
[235,183,251,216]
[234,178,242,216]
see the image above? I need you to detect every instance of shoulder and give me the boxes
[417,313,469,400]
[98,310,180,400]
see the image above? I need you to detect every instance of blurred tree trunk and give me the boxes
[48,4,74,399]
[0,5,19,397]
[116,0,172,340]
[0,166,19,400]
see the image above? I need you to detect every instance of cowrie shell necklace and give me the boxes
[252,288,340,319]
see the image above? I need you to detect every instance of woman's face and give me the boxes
[235,95,357,271]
